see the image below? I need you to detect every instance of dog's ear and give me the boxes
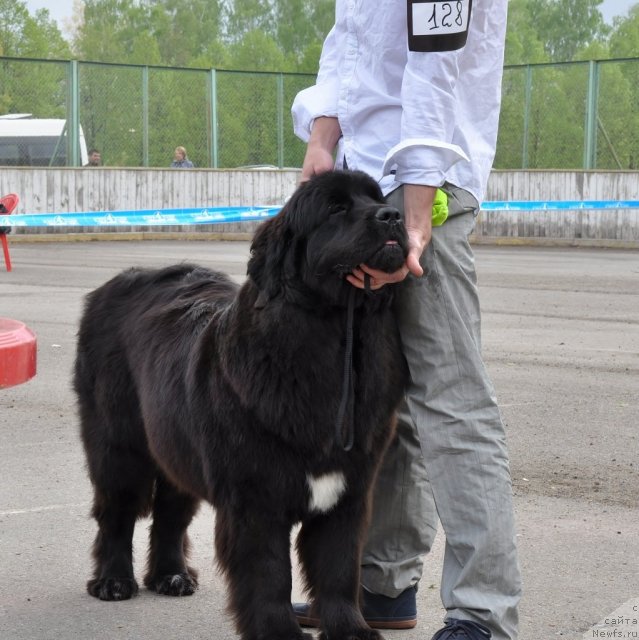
[247,213,295,303]
[248,177,340,303]
[278,179,329,236]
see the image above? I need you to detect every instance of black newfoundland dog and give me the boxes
[74,170,409,640]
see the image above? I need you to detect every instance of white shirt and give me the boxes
[291,0,508,204]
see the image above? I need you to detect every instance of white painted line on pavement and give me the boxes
[0,502,89,516]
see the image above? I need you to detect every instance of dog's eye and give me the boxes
[329,204,347,216]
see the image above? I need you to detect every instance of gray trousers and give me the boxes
[361,184,522,640]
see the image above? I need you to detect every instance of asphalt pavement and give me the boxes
[1,239,638,640]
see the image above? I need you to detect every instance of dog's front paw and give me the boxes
[87,576,138,601]
[319,629,384,640]
[256,630,313,640]
[149,572,198,596]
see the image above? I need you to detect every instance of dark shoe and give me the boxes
[293,585,417,630]
[432,618,491,639]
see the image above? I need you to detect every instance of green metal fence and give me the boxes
[496,58,639,170]
[1,56,638,170]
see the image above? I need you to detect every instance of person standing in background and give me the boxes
[84,149,101,167]
[171,146,194,168]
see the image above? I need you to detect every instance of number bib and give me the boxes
[407,0,472,52]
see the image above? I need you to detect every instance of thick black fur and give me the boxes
[74,170,409,640]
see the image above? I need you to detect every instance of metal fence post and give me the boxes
[67,60,80,166]
[277,73,284,168]
[522,65,532,169]
[584,60,600,169]
[208,68,218,168]
[142,65,149,167]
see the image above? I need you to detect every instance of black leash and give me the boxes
[335,287,356,451]
[335,274,370,451]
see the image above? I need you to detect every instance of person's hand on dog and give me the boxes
[301,116,342,181]
[301,117,435,289]
[347,184,436,290]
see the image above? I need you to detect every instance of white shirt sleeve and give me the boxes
[291,22,343,142]
[291,0,506,199]
[384,49,467,186]
[384,0,502,187]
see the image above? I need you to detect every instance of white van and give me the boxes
[0,114,88,166]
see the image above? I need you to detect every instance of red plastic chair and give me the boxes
[0,193,20,272]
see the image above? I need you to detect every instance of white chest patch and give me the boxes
[307,472,347,513]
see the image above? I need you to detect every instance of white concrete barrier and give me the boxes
[2,168,637,246]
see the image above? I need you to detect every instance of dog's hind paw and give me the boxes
[149,572,198,596]
[319,630,384,640]
[87,576,138,601]
[260,633,313,640]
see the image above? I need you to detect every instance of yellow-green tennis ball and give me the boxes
[432,188,448,226]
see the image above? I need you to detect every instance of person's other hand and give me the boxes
[402,183,435,277]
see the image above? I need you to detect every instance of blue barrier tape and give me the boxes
[2,200,639,228]
[2,206,282,228]
[482,200,639,211]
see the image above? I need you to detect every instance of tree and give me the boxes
[604,4,639,168]
[608,3,639,58]
[0,0,70,58]
[505,0,549,65]
[527,0,609,62]
[0,0,71,118]
[225,29,287,71]
[70,0,330,71]
[7,0,639,170]
[146,0,225,67]
[496,63,588,169]
[272,0,333,66]
[222,0,332,71]
[224,0,275,45]
[74,0,161,64]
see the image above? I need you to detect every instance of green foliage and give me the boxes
[145,67,211,167]
[225,0,274,45]
[149,0,225,67]
[595,60,638,169]
[0,0,70,58]
[606,6,639,168]
[0,57,68,120]
[74,0,162,64]
[609,4,639,58]
[273,0,334,63]
[505,0,549,65]
[64,0,331,166]
[2,0,639,169]
[523,0,609,62]
[226,29,287,71]
[496,64,589,169]
[70,0,332,72]
[0,0,70,118]
[499,0,639,169]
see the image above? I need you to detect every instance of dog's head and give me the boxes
[247,170,409,307]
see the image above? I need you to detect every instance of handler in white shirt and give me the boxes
[292,1,522,639]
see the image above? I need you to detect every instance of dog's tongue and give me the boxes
[385,240,398,245]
